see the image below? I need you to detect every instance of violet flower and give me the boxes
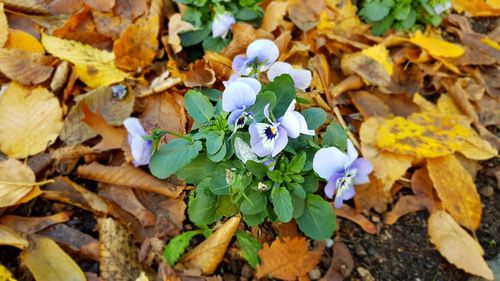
[222,78,260,127]
[312,140,373,208]
[267,62,312,91]
[212,12,235,39]
[232,39,279,76]
[433,0,451,15]
[249,100,314,157]
[123,118,152,166]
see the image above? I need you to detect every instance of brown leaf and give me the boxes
[410,168,439,213]
[167,13,195,53]
[104,185,156,227]
[77,162,182,198]
[222,23,273,59]
[84,0,115,12]
[21,236,87,281]
[99,217,145,281]
[182,216,240,275]
[349,91,392,119]
[114,0,148,20]
[261,1,288,32]
[354,176,390,214]
[384,196,425,225]
[0,3,8,47]
[427,155,482,230]
[2,0,49,15]
[204,51,233,81]
[428,211,493,280]
[331,75,364,99]
[321,241,354,281]
[287,0,323,31]
[184,60,216,87]
[336,205,377,234]
[39,224,100,261]
[0,159,35,208]
[114,16,159,72]
[256,236,322,280]
[0,225,29,249]
[80,102,127,151]
[0,212,72,234]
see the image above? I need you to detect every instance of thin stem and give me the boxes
[161,130,193,142]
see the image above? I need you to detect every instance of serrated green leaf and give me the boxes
[236,231,262,268]
[296,194,335,240]
[150,139,202,179]
[240,192,267,215]
[177,153,217,184]
[184,89,215,124]
[163,230,203,266]
[188,179,220,226]
[287,152,306,174]
[246,160,267,179]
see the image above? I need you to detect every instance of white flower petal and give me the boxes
[267,62,294,81]
[246,39,279,66]
[313,147,349,180]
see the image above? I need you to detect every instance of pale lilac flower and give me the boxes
[123,118,152,166]
[313,140,373,208]
[267,62,312,91]
[222,78,260,126]
[433,0,451,14]
[212,12,235,39]
[232,39,279,76]
[249,100,314,157]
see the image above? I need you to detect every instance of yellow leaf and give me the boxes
[361,45,393,76]
[0,264,16,281]
[428,211,493,280]
[480,37,500,50]
[409,31,465,58]
[452,0,500,16]
[325,0,363,34]
[427,155,482,230]
[4,29,44,53]
[0,4,7,47]
[0,225,29,249]
[21,237,86,281]
[0,159,35,208]
[182,216,241,274]
[261,1,289,32]
[256,236,323,280]
[375,112,471,158]
[168,13,195,54]
[0,82,63,158]
[317,11,335,32]
[41,34,128,88]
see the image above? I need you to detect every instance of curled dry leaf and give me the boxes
[0,225,29,249]
[77,162,182,198]
[287,0,323,32]
[0,82,63,159]
[341,45,393,87]
[384,196,426,225]
[61,87,134,145]
[182,216,240,274]
[0,48,55,85]
[427,155,482,230]
[410,168,439,213]
[261,1,288,32]
[428,211,493,280]
[354,176,390,214]
[452,0,500,17]
[321,241,354,281]
[137,71,182,97]
[222,23,273,59]
[0,159,35,208]
[184,60,216,88]
[204,51,233,81]
[0,3,7,47]
[0,212,72,234]
[99,217,145,281]
[50,61,70,92]
[84,0,115,12]
[336,205,377,234]
[40,224,100,261]
[105,185,156,227]
[41,34,128,88]
[21,236,87,281]
[2,0,50,15]
[80,102,127,151]
[256,235,323,280]
[113,16,159,72]
[167,13,195,54]
[4,29,45,53]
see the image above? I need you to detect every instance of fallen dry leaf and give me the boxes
[452,0,500,16]
[0,225,29,249]
[2,0,49,15]
[428,211,493,280]
[0,159,35,208]
[427,155,482,230]
[287,0,323,31]
[113,16,159,72]
[167,13,195,54]
[22,236,87,281]
[384,196,426,225]
[184,60,216,88]
[261,1,288,32]
[409,31,465,58]
[140,91,186,141]
[182,216,241,275]
[336,205,377,234]
[40,224,100,261]
[41,34,128,87]
[256,235,323,280]
[0,3,7,47]
[341,46,392,87]
[410,168,439,213]
[80,102,127,151]
[321,241,354,281]
[4,29,44,53]
[0,212,72,234]
[0,82,62,158]
[222,23,273,59]
[105,185,156,227]
[77,162,182,198]
[0,48,55,85]
[354,176,390,214]
[84,0,115,12]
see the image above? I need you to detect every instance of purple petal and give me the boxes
[346,139,358,163]
[324,180,336,199]
[333,193,344,208]
[129,135,152,166]
[222,81,257,112]
[228,108,245,125]
[124,118,147,137]
[312,147,349,180]
[267,62,294,82]
[246,39,279,69]
[249,123,272,157]
[271,126,288,157]
[351,158,373,185]
[290,69,312,91]
[212,12,235,39]
[292,111,314,135]
[341,184,356,200]
[222,74,239,88]
[232,55,251,75]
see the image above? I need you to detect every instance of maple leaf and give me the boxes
[80,101,126,151]
[256,236,322,280]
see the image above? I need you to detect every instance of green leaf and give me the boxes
[184,90,215,124]
[150,139,202,179]
[288,182,306,199]
[242,210,266,227]
[215,196,239,217]
[240,191,267,215]
[370,14,394,36]
[246,160,268,178]
[393,4,411,20]
[236,231,263,268]
[180,26,211,47]
[360,0,391,22]
[271,187,293,223]
[182,7,203,27]
[262,75,296,118]
[176,153,217,184]
[199,88,223,101]
[401,9,417,29]
[287,152,307,174]
[302,174,319,193]
[301,108,326,130]
[209,164,231,195]
[207,142,227,162]
[163,230,202,266]
[296,194,335,240]
[235,7,259,20]
[203,36,231,52]
[247,90,276,122]
[291,193,305,218]
[267,170,283,183]
[323,122,347,152]
[188,179,220,226]
[206,131,225,154]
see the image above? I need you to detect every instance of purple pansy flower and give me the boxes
[267,62,312,91]
[312,140,373,208]
[212,12,235,39]
[222,77,261,126]
[232,39,279,76]
[123,118,152,166]
[249,100,314,157]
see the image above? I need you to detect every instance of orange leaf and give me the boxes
[0,3,7,47]
[0,212,72,234]
[410,168,440,213]
[113,16,159,72]
[335,205,377,234]
[384,196,425,225]
[4,29,44,53]
[183,60,216,87]
[80,101,126,151]
[256,236,323,280]
[427,155,482,230]
[261,1,288,32]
